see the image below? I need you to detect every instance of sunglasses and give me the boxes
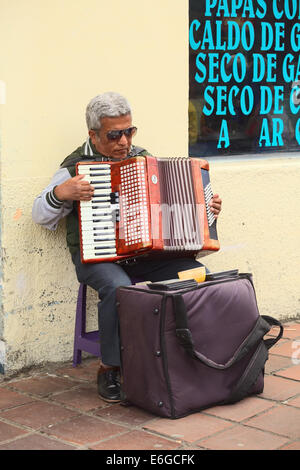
[105,126,137,141]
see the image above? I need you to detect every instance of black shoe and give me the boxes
[97,366,121,403]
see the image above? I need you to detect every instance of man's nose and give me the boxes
[119,132,129,145]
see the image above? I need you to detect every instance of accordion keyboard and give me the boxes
[77,164,118,260]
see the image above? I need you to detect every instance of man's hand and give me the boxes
[54,175,95,201]
[209,193,222,219]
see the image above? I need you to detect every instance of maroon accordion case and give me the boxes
[117,272,283,419]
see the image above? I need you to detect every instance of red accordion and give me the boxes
[76,156,220,264]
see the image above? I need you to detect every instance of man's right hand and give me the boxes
[54,175,95,201]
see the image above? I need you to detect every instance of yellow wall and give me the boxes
[0,0,299,374]
[205,156,300,321]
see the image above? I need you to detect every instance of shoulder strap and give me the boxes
[224,315,283,403]
[173,295,283,369]
[223,341,268,404]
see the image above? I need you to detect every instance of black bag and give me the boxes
[117,271,283,419]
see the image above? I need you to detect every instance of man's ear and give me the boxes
[88,129,97,145]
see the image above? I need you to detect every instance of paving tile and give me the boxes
[90,429,181,450]
[44,414,127,445]
[280,440,300,450]
[144,413,233,443]
[1,332,300,452]
[275,364,300,381]
[0,420,29,442]
[261,375,300,401]
[51,384,108,411]
[267,323,300,341]
[203,396,275,422]
[245,405,300,439]
[265,355,293,375]
[83,359,100,373]
[0,401,77,430]
[56,364,97,382]
[270,340,296,358]
[198,424,289,450]
[0,433,77,450]
[285,395,300,408]
[9,375,80,397]
[279,323,300,340]
[94,404,157,426]
[0,387,35,410]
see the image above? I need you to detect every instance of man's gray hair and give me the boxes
[86,92,131,130]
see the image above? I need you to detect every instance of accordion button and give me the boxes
[153,307,159,314]
[157,401,164,407]
[155,351,161,357]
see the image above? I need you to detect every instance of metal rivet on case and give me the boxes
[155,351,161,357]
[158,401,164,407]
[153,307,159,314]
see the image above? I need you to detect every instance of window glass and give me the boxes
[189,0,300,157]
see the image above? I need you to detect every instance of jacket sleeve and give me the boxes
[32,168,74,230]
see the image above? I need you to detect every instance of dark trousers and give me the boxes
[72,251,206,367]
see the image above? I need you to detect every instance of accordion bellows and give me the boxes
[76,156,220,263]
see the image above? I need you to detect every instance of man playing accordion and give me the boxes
[32,92,222,403]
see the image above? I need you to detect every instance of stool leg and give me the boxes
[73,283,87,367]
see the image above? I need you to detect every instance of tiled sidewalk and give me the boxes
[0,322,299,451]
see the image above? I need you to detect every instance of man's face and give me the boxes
[89,114,135,159]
